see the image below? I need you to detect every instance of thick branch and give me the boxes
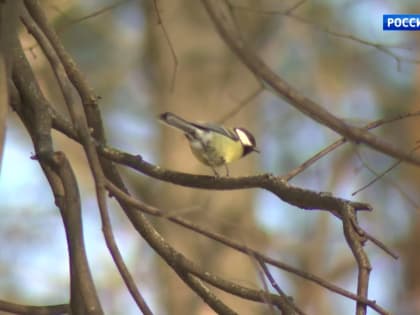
[23,4,155,314]
[48,152,103,315]
[11,32,103,314]
[0,0,21,166]
[98,145,371,215]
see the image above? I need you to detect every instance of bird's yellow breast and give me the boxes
[188,133,244,166]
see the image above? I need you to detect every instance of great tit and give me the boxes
[159,112,259,176]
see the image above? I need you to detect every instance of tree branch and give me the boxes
[0,300,68,315]
[98,145,371,215]
[105,179,390,315]
[11,28,102,314]
[201,0,420,167]
[341,205,371,315]
[22,3,153,314]
[0,0,21,167]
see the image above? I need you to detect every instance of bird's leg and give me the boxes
[223,164,229,177]
[211,166,220,177]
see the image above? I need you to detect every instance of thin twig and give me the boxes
[231,3,420,65]
[363,230,398,260]
[352,142,420,196]
[257,258,306,315]
[152,0,178,92]
[58,0,132,31]
[248,251,279,315]
[283,0,307,14]
[284,110,420,181]
[218,84,264,123]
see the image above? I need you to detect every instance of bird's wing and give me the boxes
[191,122,239,141]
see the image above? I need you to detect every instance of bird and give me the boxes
[159,112,259,176]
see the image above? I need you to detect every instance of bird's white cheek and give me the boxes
[235,129,252,146]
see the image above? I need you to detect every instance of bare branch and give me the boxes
[12,30,103,313]
[104,180,389,315]
[0,0,21,169]
[283,0,307,15]
[47,152,103,315]
[0,300,68,315]
[201,0,420,167]
[257,259,306,315]
[254,261,277,315]
[285,110,420,181]
[353,142,420,197]
[231,2,420,66]
[23,2,154,313]
[173,272,238,315]
[218,84,264,123]
[152,0,178,92]
[58,0,133,30]
[98,145,371,214]
[341,205,371,315]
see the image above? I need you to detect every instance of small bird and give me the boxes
[159,112,259,176]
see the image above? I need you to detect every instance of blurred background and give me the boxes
[1,0,420,314]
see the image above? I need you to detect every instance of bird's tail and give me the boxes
[159,112,200,134]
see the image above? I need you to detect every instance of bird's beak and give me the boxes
[253,147,260,153]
